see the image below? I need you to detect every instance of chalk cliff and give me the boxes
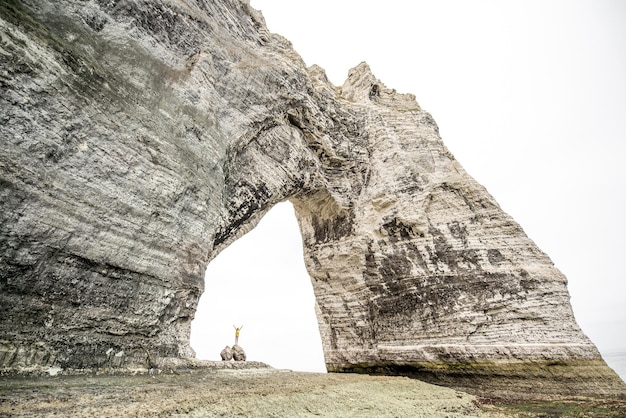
[0,0,622,395]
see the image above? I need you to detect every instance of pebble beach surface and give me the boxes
[0,368,493,417]
[2,366,625,417]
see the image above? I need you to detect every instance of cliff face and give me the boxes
[0,0,622,394]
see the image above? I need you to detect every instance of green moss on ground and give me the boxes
[486,397,626,417]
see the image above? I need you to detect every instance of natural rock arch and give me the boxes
[190,201,326,372]
[0,0,623,395]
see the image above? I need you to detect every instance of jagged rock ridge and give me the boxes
[0,0,623,396]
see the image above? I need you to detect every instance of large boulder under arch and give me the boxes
[0,0,623,396]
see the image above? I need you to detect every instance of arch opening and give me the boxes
[190,201,326,372]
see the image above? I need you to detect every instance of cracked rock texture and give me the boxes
[0,0,623,395]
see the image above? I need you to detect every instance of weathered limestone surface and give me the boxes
[0,0,623,395]
[220,346,232,362]
[232,345,246,362]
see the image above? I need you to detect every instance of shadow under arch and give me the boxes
[190,201,326,372]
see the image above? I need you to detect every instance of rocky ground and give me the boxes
[0,366,624,417]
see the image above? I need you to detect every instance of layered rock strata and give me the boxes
[0,0,622,395]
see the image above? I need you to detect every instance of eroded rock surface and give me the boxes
[0,0,623,395]
[220,346,232,361]
[232,345,246,362]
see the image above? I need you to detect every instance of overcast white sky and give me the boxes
[191,0,626,373]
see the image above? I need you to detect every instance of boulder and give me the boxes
[220,346,233,361]
[232,345,246,362]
